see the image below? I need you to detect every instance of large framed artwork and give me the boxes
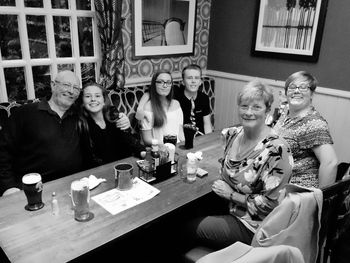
[132,0,197,59]
[252,0,329,62]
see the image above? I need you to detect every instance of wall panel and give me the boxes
[207,70,350,162]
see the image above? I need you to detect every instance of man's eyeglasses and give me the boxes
[155,80,172,87]
[54,81,81,94]
[287,83,310,93]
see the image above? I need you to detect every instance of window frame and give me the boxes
[0,0,101,102]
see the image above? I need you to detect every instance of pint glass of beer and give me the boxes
[70,178,91,222]
[22,173,44,211]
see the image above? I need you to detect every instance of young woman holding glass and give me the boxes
[139,70,184,145]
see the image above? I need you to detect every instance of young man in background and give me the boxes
[175,64,212,135]
[136,64,212,135]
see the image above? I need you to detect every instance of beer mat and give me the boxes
[87,174,106,190]
[197,168,208,178]
[91,178,160,215]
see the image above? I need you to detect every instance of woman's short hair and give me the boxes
[237,80,274,112]
[284,71,318,94]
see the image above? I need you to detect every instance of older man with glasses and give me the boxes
[0,70,130,196]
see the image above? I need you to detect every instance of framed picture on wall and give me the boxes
[252,0,329,62]
[132,0,197,59]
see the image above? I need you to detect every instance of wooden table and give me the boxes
[0,131,223,263]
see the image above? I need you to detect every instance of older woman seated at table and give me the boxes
[186,80,293,250]
[77,82,145,166]
[273,71,338,188]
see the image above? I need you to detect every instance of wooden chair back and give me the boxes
[318,177,350,263]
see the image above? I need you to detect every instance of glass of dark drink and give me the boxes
[183,127,196,149]
[22,173,44,211]
[163,134,177,146]
[106,105,120,123]
[114,163,134,190]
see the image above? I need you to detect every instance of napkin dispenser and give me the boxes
[136,159,178,184]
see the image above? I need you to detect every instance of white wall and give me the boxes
[206,70,350,163]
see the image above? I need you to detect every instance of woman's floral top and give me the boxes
[273,106,333,188]
[221,126,293,232]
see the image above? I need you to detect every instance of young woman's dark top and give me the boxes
[86,115,144,166]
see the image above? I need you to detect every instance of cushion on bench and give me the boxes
[0,77,215,134]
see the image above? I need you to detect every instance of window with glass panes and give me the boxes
[0,0,100,102]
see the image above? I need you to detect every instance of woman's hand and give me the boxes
[212,179,233,200]
[116,113,131,130]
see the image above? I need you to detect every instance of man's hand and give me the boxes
[2,187,20,196]
[116,113,131,130]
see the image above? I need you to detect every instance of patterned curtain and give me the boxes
[94,0,125,90]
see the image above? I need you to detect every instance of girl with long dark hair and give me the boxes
[77,82,144,166]
[139,70,184,145]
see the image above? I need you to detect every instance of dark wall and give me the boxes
[207,0,350,91]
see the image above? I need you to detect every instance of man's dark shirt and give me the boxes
[175,85,211,134]
[0,100,85,195]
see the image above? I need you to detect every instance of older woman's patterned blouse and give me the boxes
[274,107,333,188]
[221,126,293,232]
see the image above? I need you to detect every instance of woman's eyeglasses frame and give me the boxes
[287,83,310,93]
[155,80,173,87]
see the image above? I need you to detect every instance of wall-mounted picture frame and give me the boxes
[132,0,197,59]
[252,0,329,62]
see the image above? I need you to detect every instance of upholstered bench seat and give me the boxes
[0,77,215,134]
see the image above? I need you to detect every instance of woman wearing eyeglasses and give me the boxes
[184,80,292,249]
[139,70,184,146]
[274,71,338,188]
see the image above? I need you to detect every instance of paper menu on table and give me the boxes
[91,177,160,215]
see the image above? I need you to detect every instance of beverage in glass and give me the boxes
[163,134,177,146]
[22,173,44,211]
[186,158,198,183]
[71,179,90,222]
[115,163,134,190]
[184,127,196,149]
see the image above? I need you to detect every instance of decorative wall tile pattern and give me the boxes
[122,0,211,79]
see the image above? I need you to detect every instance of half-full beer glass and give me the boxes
[22,173,44,211]
[71,178,91,222]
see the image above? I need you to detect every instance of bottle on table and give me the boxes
[51,192,59,215]
[151,139,160,170]
[144,147,153,172]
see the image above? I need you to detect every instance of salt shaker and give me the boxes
[51,192,59,215]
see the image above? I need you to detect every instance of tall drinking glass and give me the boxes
[22,173,44,211]
[114,163,134,190]
[184,127,196,149]
[71,178,91,222]
[163,134,177,146]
